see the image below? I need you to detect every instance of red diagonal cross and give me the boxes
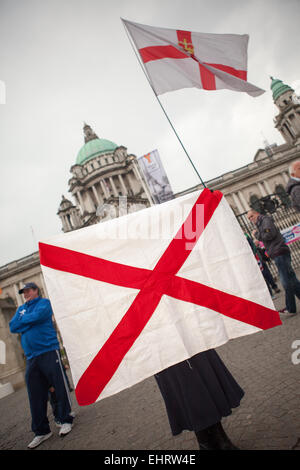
[139,30,247,90]
[39,189,281,405]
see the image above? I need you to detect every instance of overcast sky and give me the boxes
[1,0,300,267]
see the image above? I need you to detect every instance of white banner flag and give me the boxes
[39,189,280,406]
[123,18,264,97]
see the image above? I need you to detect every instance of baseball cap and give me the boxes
[19,282,39,294]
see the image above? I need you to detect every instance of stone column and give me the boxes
[263,180,273,195]
[282,171,289,184]
[92,185,101,205]
[87,188,97,210]
[118,174,128,195]
[13,284,23,307]
[257,182,267,198]
[39,273,48,297]
[237,190,250,211]
[100,179,110,199]
[76,190,85,214]
[60,214,68,232]
[232,193,244,214]
[109,176,119,197]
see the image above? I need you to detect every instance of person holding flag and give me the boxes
[155,349,243,450]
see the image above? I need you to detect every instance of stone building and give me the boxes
[57,123,153,232]
[177,77,300,213]
[1,77,300,390]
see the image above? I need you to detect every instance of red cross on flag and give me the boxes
[122,19,265,97]
[39,189,280,406]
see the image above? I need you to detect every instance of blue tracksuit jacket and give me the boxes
[9,297,59,359]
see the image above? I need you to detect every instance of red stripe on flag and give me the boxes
[139,45,187,63]
[39,242,150,290]
[205,63,247,81]
[199,64,216,90]
[165,276,282,331]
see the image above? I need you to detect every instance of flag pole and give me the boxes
[122,22,207,189]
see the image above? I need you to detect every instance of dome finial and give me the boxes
[83,123,99,143]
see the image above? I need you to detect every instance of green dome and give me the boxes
[76,138,118,165]
[270,77,294,101]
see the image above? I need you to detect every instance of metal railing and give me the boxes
[236,194,300,278]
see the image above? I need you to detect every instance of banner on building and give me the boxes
[137,149,174,204]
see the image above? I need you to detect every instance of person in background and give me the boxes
[247,210,300,315]
[245,233,280,299]
[286,160,300,212]
[9,282,74,449]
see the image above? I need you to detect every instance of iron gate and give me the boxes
[236,193,300,279]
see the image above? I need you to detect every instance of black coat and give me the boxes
[286,177,300,212]
[155,349,244,435]
[254,214,289,259]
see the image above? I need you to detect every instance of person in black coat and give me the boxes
[247,209,300,314]
[155,349,243,450]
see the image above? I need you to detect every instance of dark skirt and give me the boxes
[155,349,244,435]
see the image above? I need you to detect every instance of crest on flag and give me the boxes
[40,189,280,406]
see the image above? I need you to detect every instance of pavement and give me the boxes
[0,272,300,452]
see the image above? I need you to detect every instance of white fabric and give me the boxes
[40,190,274,402]
[123,18,264,97]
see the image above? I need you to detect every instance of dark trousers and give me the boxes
[274,252,300,312]
[261,262,277,294]
[25,350,73,436]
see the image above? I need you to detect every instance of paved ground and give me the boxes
[0,274,300,452]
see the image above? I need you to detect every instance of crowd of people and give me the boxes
[8,160,300,450]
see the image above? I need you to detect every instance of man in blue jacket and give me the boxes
[9,282,74,449]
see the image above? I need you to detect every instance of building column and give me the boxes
[100,179,110,199]
[13,284,23,307]
[65,214,73,231]
[86,188,97,210]
[257,182,267,198]
[232,192,245,214]
[263,180,272,195]
[237,190,250,211]
[92,184,101,205]
[60,214,68,232]
[282,171,289,184]
[76,190,85,213]
[39,273,48,297]
[109,176,119,197]
[118,174,128,195]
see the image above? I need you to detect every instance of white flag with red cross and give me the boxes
[122,19,264,97]
[39,189,280,406]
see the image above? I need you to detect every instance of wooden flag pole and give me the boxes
[123,22,207,189]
